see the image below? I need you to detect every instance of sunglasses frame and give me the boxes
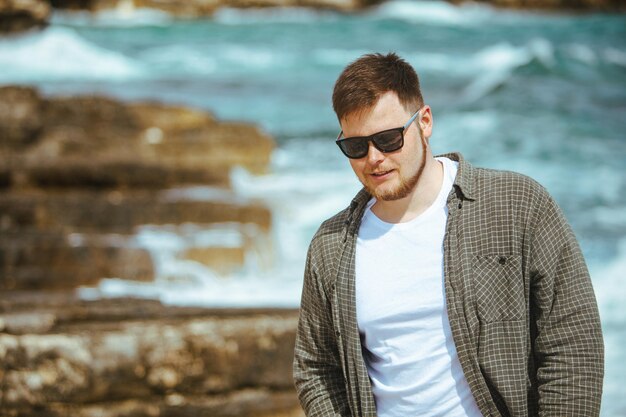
[335,108,423,159]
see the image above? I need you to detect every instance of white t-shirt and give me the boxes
[355,157,482,417]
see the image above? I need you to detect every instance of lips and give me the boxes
[370,169,392,177]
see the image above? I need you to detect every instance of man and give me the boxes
[292,53,604,417]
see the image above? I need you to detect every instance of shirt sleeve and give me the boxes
[293,241,351,416]
[530,190,604,416]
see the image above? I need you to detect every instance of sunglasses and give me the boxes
[335,108,423,159]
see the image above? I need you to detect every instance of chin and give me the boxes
[369,185,405,201]
[366,175,419,201]
[376,191,407,202]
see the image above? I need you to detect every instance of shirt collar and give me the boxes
[345,152,476,234]
[435,152,476,201]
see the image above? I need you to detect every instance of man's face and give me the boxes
[339,91,432,201]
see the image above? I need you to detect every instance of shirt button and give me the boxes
[498,256,507,265]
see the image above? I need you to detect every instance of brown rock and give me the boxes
[37,390,303,417]
[0,310,299,414]
[450,0,625,9]
[0,231,155,290]
[26,157,229,189]
[0,87,275,294]
[0,86,43,149]
[51,0,370,14]
[129,102,216,132]
[0,83,289,416]
[0,88,275,189]
[0,166,11,188]
[0,188,271,289]
[41,94,140,133]
[155,389,304,417]
[131,102,275,175]
[51,0,137,12]
[183,247,245,275]
[44,0,626,14]
[1,333,93,406]
[0,295,302,415]
[0,0,50,34]
[0,189,272,233]
[0,311,57,334]
[0,87,262,189]
[133,0,221,17]
[0,291,297,326]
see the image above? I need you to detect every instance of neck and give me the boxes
[371,156,444,223]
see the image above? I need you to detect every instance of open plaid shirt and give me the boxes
[293,152,604,416]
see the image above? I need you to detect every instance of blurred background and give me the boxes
[0,0,625,415]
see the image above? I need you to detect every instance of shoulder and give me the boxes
[471,166,552,209]
[307,188,369,259]
[467,166,571,242]
[440,152,552,209]
[307,206,351,261]
[473,166,546,194]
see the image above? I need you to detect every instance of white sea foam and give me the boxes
[590,239,626,327]
[75,145,350,308]
[565,43,598,66]
[81,274,299,308]
[462,38,554,102]
[74,134,360,308]
[473,39,547,72]
[312,48,371,67]
[79,246,302,308]
[216,44,297,71]
[433,110,500,148]
[462,43,530,102]
[138,45,218,76]
[135,223,246,249]
[213,6,332,25]
[0,27,142,82]
[314,49,466,74]
[133,224,255,286]
[406,51,467,73]
[77,219,299,307]
[231,165,355,198]
[373,0,497,26]
[603,47,626,68]
[230,162,359,260]
[51,6,172,27]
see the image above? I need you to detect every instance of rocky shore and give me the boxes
[1,0,623,35]
[0,0,50,33]
[0,86,303,416]
[0,293,302,417]
[0,86,274,291]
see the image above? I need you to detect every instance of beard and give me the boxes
[363,131,428,202]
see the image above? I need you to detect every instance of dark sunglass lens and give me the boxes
[340,139,369,158]
[372,130,403,152]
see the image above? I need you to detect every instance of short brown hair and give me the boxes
[332,52,424,122]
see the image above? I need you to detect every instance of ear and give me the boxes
[419,105,433,139]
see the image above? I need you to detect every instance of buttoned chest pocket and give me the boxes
[473,255,525,322]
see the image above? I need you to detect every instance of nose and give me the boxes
[366,141,385,164]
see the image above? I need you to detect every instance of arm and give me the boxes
[293,242,350,416]
[530,192,604,416]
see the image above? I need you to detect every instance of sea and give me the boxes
[0,1,624,414]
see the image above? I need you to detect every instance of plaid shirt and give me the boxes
[293,152,604,417]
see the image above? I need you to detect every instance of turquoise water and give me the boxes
[1,2,625,414]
